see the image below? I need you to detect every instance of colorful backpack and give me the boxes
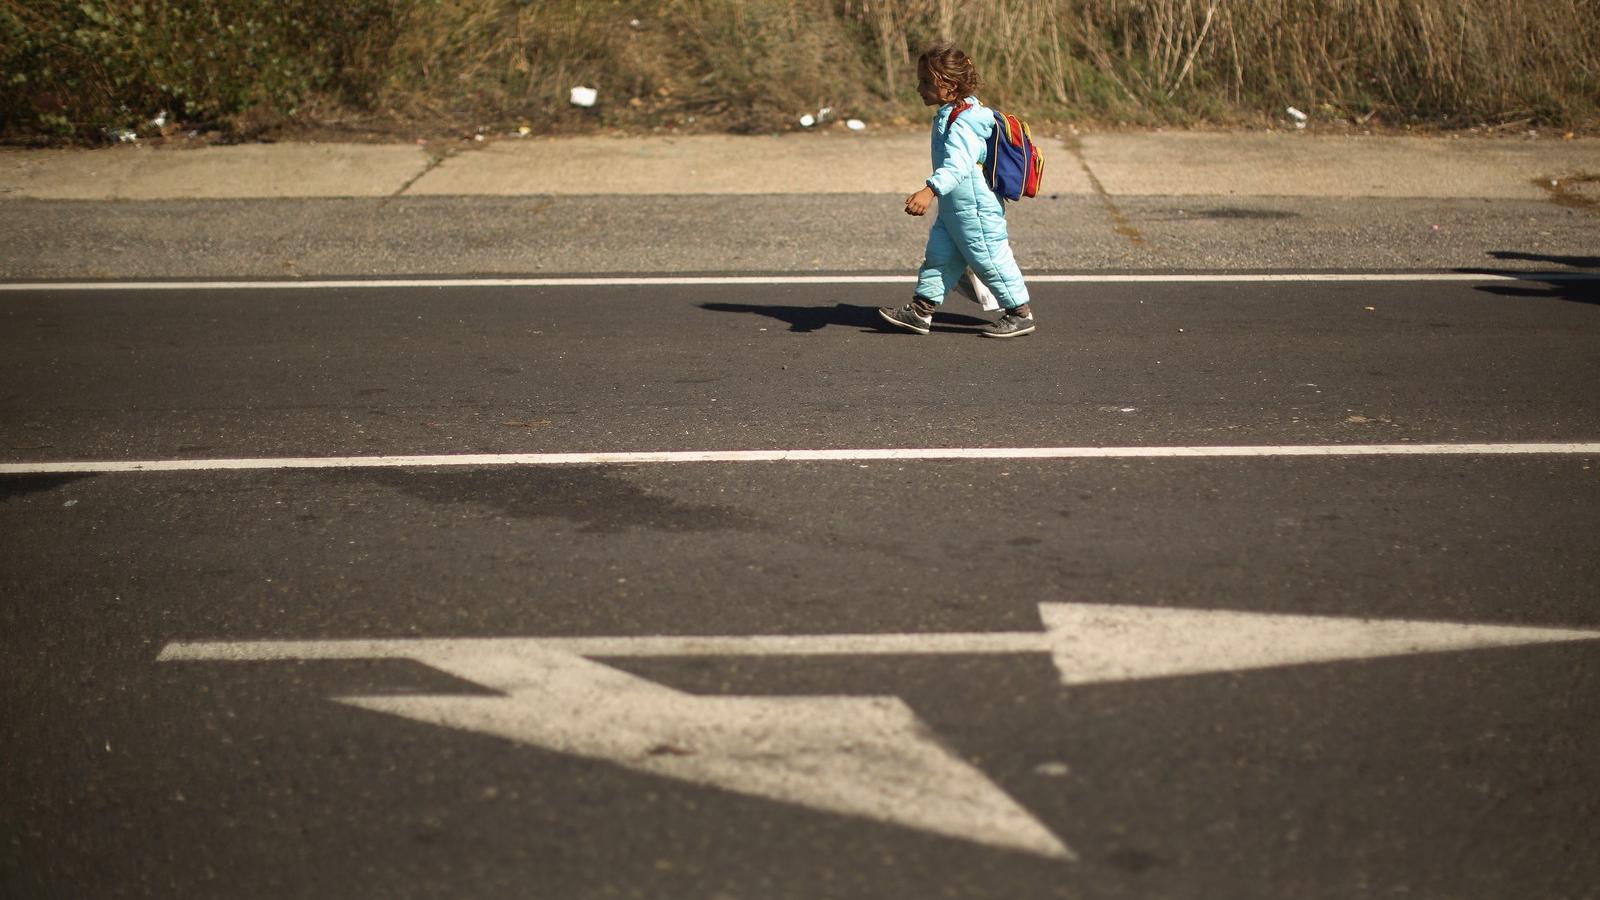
[949,103,1045,201]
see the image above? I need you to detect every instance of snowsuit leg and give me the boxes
[914,217,967,306]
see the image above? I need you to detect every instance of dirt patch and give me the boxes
[1537,173,1600,211]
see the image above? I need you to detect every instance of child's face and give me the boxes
[917,66,955,106]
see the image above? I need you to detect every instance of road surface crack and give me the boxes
[1063,135,1150,248]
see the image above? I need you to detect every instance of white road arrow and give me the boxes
[161,603,1600,859]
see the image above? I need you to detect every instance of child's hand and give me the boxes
[904,186,936,216]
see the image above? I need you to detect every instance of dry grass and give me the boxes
[855,0,1600,127]
[369,0,884,133]
[369,0,1600,134]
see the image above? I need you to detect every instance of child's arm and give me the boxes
[906,112,986,216]
[926,115,987,195]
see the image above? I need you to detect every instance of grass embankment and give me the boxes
[4,0,1596,143]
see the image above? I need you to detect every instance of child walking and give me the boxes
[879,46,1035,338]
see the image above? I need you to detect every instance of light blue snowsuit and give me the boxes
[915,96,1030,310]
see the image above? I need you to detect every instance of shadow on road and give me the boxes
[1488,251,1600,269]
[0,473,94,503]
[700,302,992,334]
[1462,252,1600,307]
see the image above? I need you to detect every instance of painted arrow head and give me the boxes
[336,645,1073,860]
[1041,602,1600,686]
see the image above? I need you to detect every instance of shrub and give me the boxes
[0,0,398,139]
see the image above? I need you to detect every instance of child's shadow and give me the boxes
[700,302,991,334]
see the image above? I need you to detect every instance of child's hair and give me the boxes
[918,45,980,98]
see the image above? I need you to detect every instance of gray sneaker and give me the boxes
[878,302,933,335]
[982,310,1036,338]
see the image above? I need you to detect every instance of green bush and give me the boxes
[0,0,397,139]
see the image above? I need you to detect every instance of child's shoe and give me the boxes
[878,301,934,335]
[982,309,1036,339]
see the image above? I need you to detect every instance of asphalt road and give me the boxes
[3,276,1599,458]
[4,275,1600,899]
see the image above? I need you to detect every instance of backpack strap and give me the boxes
[945,100,972,129]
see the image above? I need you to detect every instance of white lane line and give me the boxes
[1,272,1595,292]
[4,443,1598,475]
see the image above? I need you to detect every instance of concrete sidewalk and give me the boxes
[1,131,1595,201]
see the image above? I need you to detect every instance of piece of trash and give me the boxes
[799,113,816,128]
[948,269,1000,311]
[1119,407,1137,413]
[1286,107,1308,121]
[846,118,866,131]
[473,134,485,142]
[107,128,137,143]
[1364,306,1376,311]
[570,86,598,107]
[517,125,531,137]
[151,110,168,128]
[629,18,641,27]
[817,106,834,123]
[1431,224,1441,231]
[63,499,78,507]
[1177,328,1185,332]
[1034,762,1070,777]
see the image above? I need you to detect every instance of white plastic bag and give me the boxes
[948,269,1001,312]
